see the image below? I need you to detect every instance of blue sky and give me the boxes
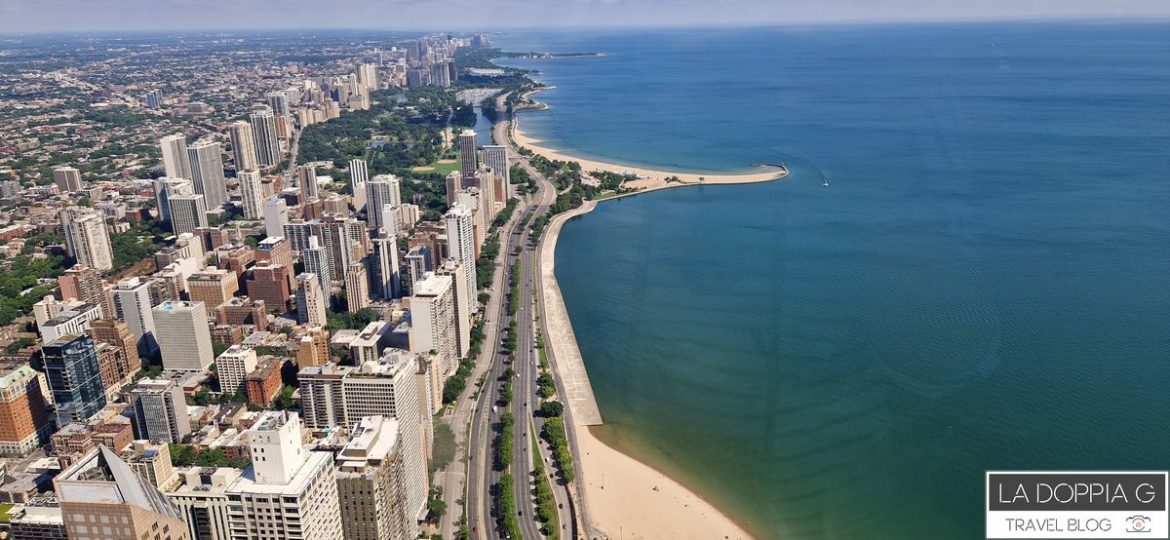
[3,0,1169,33]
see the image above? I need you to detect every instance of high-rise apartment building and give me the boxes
[302,236,332,293]
[297,351,427,522]
[366,175,402,231]
[444,171,462,207]
[43,334,106,427]
[371,235,401,300]
[224,411,343,540]
[168,193,209,235]
[153,301,214,372]
[296,273,328,326]
[482,145,510,200]
[113,277,157,353]
[238,170,264,219]
[62,207,113,271]
[336,416,415,540]
[0,364,52,457]
[436,259,472,359]
[458,129,477,179]
[250,107,281,168]
[409,273,458,374]
[248,261,293,309]
[129,378,191,443]
[160,134,193,180]
[350,159,369,210]
[297,164,319,200]
[57,446,190,540]
[187,141,228,210]
[89,319,142,377]
[444,204,478,299]
[53,166,83,191]
[58,265,105,314]
[357,63,379,91]
[266,91,290,116]
[216,345,258,397]
[228,121,259,172]
[263,197,289,238]
[344,262,370,313]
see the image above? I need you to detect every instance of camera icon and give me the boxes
[1127,515,1152,533]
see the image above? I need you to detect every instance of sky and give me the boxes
[2,0,1170,33]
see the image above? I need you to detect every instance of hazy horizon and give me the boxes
[3,0,1170,34]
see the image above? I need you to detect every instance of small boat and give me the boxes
[823,177,831,187]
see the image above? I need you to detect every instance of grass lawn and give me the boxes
[430,418,457,475]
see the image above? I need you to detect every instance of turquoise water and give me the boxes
[497,24,1170,539]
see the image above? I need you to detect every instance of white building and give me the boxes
[160,134,193,180]
[408,273,457,375]
[61,207,113,271]
[169,193,209,236]
[263,197,289,239]
[349,159,369,210]
[39,302,103,344]
[188,140,228,210]
[225,411,343,540]
[298,351,428,523]
[238,170,264,219]
[228,121,259,172]
[482,145,510,200]
[444,204,477,300]
[366,175,401,231]
[296,273,328,327]
[153,300,214,371]
[113,277,157,352]
[216,345,258,396]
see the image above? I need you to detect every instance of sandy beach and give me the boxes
[512,119,786,190]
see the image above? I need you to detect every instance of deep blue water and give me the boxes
[497,24,1170,539]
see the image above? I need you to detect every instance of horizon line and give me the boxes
[3,15,1170,38]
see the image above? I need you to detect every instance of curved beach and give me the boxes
[520,98,784,539]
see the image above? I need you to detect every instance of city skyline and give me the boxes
[3,0,1170,33]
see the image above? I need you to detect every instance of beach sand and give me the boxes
[513,123,786,189]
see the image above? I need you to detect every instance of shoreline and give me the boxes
[518,89,779,539]
[512,88,788,189]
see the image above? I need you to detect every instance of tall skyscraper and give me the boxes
[371,235,401,300]
[57,446,189,540]
[344,262,370,313]
[482,145,511,200]
[238,170,264,219]
[444,204,478,298]
[367,175,402,230]
[152,301,214,372]
[401,246,431,297]
[298,351,427,522]
[297,164,319,200]
[0,364,51,457]
[53,166,82,191]
[296,273,328,326]
[224,412,343,540]
[250,107,281,168]
[129,378,191,443]
[154,177,192,228]
[43,334,106,427]
[357,63,379,91]
[350,159,369,210]
[302,236,332,293]
[444,171,462,207]
[408,273,457,374]
[58,265,105,312]
[160,134,193,180]
[187,140,228,210]
[458,129,477,179]
[263,197,289,238]
[266,91,291,116]
[167,193,208,235]
[112,277,157,353]
[61,207,114,271]
[336,416,416,540]
[436,260,472,359]
[228,120,259,171]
